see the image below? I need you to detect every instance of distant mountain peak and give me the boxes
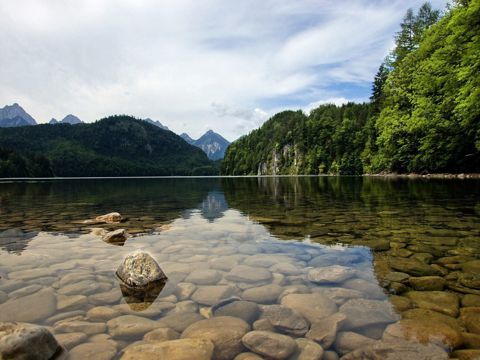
[0,103,37,127]
[143,118,169,131]
[180,133,195,144]
[189,130,230,160]
[61,114,83,124]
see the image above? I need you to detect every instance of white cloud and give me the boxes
[0,0,448,140]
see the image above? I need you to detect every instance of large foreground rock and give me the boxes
[182,316,250,360]
[0,289,56,322]
[0,322,65,360]
[121,339,214,360]
[116,252,167,287]
[281,293,337,323]
[340,339,448,360]
[242,331,297,359]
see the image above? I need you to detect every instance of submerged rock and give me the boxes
[116,252,168,306]
[0,322,66,360]
[340,338,448,360]
[96,212,122,223]
[389,258,441,277]
[307,265,356,284]
[213,299,260,324]
[121,339,214,360]
[102,229,128,245]
[182,316,250,360]
[306,313,346,349]
[242,330,297,360]
[260,305,309,336]
[281,293,337,323]
[339,299,398,330]
[406,291,459,317]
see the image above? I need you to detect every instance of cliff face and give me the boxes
[257,143,304,175]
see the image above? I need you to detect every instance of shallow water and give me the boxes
[0,177,479,359]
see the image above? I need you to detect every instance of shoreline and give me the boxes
[0,173,480,181]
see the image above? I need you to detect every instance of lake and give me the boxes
[0,177,479,359]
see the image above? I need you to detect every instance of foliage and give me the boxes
[0,116,218,177]
[223,1,479,175]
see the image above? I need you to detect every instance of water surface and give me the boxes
[0,177,479,359]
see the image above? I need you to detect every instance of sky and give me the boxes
[0,0,448,141]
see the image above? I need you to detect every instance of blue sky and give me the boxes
[0,0,448,141]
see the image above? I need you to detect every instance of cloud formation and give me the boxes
[0,0,447,140]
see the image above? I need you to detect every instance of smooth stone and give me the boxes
[89,289,122,305]
[226,265,272,283]
[323,350,339,360]
[289,338,324,360]
[406,291,459,317]
[463,260,480,275]
[334,331,376,355]
[55,332,88,350]
[242,330,297,360]
[120,338,214,360]
[462,294,480,307]
[185,270,222,285]
[306,313,347,349]
[261,305,309,336]
[340,338,448,360]
[385,272,410,283]
[213,300,260,324]
[389,295,412,312]
[157,312,205,333]
[182,316,250,360]
[460,307,480,334]
[452,349,480,360]
[175,300,199,313]
[234,352,264,360]
[253,318,275,332]
[87,306,122,321]
[0,291,6,303]
[0,322,63,360]
[47,311,85,325]
[57,294,87,311]
[389,258,441,277]
[383,319,463,350]
[402,308,462,332]
[461,332,480,349]
[116,251,167,287]
[143,327,179,342]
[8,268,57,281]
[460,273,480,290]
[341,278,386,300]
[0,289,56,322]
[281,293,337,323]
[8,284,43,299]
[339,299,398,330]
[307,266,355,284]
[192,285,238,306]
[175,283,197,300]
[103,229,127,244]
[69,341,117,360]
[409,276,446,291]
[314,287,363,305]
[96,212,122,223]
[107,315,164,338]
[55,320,106,335]
[58,280,101,296]
[270,262,302,275]
[243,284,283,304]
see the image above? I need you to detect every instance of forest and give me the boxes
[222,0,480,175]
[0,116,218,177]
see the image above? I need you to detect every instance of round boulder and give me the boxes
[242,330,297,360]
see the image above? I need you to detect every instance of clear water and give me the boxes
[0,177,479,359]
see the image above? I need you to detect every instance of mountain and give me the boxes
[61,114,83,124]
[182,130,230,160]
[0,115,218,177]
[180,133,194,144]
[0,103,37,127]
[49,114,83,125]
[143,118,169,131]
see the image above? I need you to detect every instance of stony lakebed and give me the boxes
[0,177,479,360]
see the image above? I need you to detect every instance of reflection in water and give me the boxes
[0,177,479,358]
[118,279,167,311]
